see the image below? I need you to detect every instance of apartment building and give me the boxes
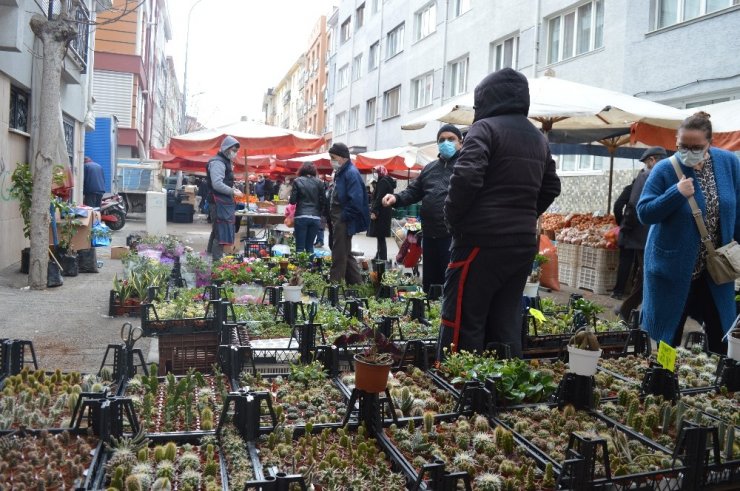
[320,0,739,211]
[151,56,182,149]
[92,0,173,158]
[0,0,97,270]
[305,16,329,137]
[264,56,307,132]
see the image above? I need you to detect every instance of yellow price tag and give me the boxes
[657,341,677,372]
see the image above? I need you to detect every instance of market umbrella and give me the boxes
[631,99,740,151]
[401,75,686,211]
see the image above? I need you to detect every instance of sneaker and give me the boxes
[315,242,324,248]
[610,292,622,300]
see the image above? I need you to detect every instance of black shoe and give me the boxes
[610,292,623,300]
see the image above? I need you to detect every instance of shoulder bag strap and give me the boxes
[669,155,717,254]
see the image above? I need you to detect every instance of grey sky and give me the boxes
[167,0,336,130]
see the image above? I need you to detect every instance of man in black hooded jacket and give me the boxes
[439,68,561,359]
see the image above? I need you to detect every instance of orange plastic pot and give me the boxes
[353,354,392,393]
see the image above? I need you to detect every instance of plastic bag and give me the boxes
[91,221,112,247]
[47,260,63,287]
[60,254,78,277]
[77,248,99,273]
[540,235,560,291]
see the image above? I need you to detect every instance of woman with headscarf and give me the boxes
[367,165,396,260]
[638,111,740,353]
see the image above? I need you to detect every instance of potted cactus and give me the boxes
[524,253,549,297]
[282,270,303,302]
[567,326,602,376]
[336,323,401,393]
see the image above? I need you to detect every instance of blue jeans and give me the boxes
[294,217,321,253]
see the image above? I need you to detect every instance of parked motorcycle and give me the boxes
[100,194,126,231]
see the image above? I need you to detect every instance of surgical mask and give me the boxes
[372,172,378,180]
[678,148,706,168]
[331,159,341,171]
[227,149,238,160]
[438,141,457,159]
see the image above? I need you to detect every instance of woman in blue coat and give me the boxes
[638,112,740,353]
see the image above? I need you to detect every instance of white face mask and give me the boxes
[227,149,238,160]
[331,159,341,171]
[678,147,706,168]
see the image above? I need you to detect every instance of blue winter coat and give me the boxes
[637,147,740,344]
[334,161,370,236]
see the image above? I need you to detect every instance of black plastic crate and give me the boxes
[140,300,221,336]
[107,289,142,318]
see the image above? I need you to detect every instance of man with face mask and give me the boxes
[206,135,244,260]
[382,124,462,293]
[440,69,561,358]
[327,142,369,285]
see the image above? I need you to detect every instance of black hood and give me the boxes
[473,68,530,122]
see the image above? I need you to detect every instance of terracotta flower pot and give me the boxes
[353,354,392,393]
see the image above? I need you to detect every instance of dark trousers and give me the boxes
[613,247,636,295]
[421,236,452,293]
[84,193,103,208]
[437,244,537,359]
[207,207,224,260]
[619,250,644,321]
[671,271,727,354]
[294,217,320,254]
[375,236,388,261]
[329,220,362,285]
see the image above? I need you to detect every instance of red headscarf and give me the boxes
[373,165,388,177]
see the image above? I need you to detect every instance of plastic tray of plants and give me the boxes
[494,403,687,489]
[379,413,557,490]
[0,428,104,490]
[140,287,224,336]
[0,367,121,433]
[119,365,231,437]
[597,388,740,486]
[87,429,258,491]
[598,345,722,393]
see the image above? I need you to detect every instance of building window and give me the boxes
[685,96,731,108]
[414,3,436,41]
[63,116,75,164]
[352,54,363,81]
[349,105,360,131]
[366,97,376,126]
[386,23,405,59]
[68,2,90,70]
[337,64,349,90]
[9,86,29,133]
[372,0,380,14]
[411,72,433,110]
[556,154,606,173]
[369,41,380,70]
[356,3,365,30]
[490,35,519,71]
[548,1,604,64]
[449,57,468,97]
[341,17,352,44]
[453,0,471,17]
[335,111,347,134]
[383,85,401,119]
[656,0,736,29]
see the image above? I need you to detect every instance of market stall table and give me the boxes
[235,210,292,252]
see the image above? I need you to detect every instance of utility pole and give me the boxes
[181,0,206,133]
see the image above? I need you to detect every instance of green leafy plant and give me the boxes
[9,163,32,239]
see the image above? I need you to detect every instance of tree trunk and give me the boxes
[28,12,77,289]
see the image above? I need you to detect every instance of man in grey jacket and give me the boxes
[206,135,244,260]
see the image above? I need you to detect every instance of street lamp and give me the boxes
[181,0,206,133]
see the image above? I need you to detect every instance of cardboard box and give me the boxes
[110,246,128,259]
[49,208,100,252]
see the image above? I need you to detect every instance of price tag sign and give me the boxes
[657,341,677,372]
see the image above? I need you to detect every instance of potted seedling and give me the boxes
[524,253,549,297]
[282,270,303,302]
[727,315,740,361]
[568,326,602,376]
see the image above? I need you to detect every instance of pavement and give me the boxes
[0,211,696,374]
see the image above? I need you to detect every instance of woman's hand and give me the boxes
[678,176,695,197]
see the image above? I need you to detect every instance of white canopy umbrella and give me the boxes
[402,76,686,132]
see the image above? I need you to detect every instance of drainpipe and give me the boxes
[533,0,542,77]
[440,0,450,102]
[347,2,356,148]
[373,0,385,150]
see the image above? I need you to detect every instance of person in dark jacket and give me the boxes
[328,142,370,285]
[382,124,462,292]
[206,136,244,260]
[368,165,396,260]
[255,175,274,201]
[290,162,326,254]
[615,146,666,320]
[439,68,561,358]
[83,156,106,207]
[611,182,635,300]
